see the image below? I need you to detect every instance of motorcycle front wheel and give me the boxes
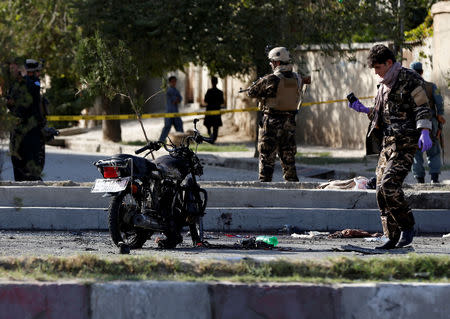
[108,192,152,249]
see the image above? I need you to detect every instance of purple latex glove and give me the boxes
[418,129,432,152]
[348,100,370,114]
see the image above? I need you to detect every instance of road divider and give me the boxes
[1,281,449,319]
[46,96,375,121]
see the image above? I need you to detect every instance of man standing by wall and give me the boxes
[202,76,224,143]
[247,47,303,182]
[348,44,432,249]
[410,61,445,184]
[159,76,184,142]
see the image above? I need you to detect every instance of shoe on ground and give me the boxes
[431,173,440,184]
[375,238,399,250]
[415,176,425,183]
[117,241,130,254]
[396,228,414,248]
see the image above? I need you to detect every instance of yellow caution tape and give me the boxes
[46,96,374,121]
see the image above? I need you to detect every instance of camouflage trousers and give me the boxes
[376,136,416,240]
[258,112,298,182]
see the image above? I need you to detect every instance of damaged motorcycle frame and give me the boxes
[92,119,213,249]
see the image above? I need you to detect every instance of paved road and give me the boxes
[0,146,291,183]
[1,230,448,260]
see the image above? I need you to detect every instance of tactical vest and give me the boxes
[265,73,299,111]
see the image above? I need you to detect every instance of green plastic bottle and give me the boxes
[255,236,278,247]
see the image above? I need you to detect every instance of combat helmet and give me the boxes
[268,47,291,63]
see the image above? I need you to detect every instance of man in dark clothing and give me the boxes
[348,45,432,249]
[202,76,224,143]
[247,47,304,182]
[7,59,46,181]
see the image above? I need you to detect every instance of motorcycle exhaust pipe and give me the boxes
[133,214,163,231]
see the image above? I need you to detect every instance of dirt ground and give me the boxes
[0,230,448,260]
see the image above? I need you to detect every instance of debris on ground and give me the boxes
[279,224,302,235]
[363,236,388,242]
[224,234,250,238]
[340,244,414,255]
[194,237,276,250]
[291,231,329,239]
[186,231,219,239]
[443,233,450,238]
[255,235,278,247]
[317,176,376,190]
[328,229,382,239]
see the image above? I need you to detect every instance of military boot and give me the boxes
[396,228,414,248]
[431,173,440,184]
[375,215,400,250]
[375,236,400,250]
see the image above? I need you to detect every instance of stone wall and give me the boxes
[431,1,450,163]
[294,44,378,149]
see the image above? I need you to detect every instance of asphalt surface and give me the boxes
[0,145,292,183]
[0,230,448,260]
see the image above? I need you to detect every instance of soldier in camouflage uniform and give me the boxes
[247,47,303,182]
[6,59,46,181]
[348,44,432,249]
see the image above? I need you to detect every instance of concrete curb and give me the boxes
[1,185,449,209]
[0,207,449,233]
[0,185,449,232]
[0,282,90,319]
[1,281,449,319]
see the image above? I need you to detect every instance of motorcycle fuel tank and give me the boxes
[154,155,190,180]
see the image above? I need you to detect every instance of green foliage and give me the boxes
[0,0,80,80]
[0,0,438,134]
[0,1,82,128]
[45,76,83,128]
[76,31,141,105]
[405,10,433,42]
[348,0,437,44]
[0,254,449,282]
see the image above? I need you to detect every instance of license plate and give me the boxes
[91,177,131,193]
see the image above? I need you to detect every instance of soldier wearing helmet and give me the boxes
[247,47,310,182]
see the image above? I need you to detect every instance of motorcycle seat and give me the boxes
[110,154,157,176]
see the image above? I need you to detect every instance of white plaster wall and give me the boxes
[432,1,450,163]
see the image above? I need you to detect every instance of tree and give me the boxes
[72,0,436,142]
[0,0,83,128]
[75,33,144,142]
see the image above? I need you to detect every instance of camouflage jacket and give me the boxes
[367,68,432,151]
[247,67,300,113]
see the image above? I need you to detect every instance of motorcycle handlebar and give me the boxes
[135,128,213,156]
[135,141,162,155]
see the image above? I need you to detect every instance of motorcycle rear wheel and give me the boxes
[108,192,151,249]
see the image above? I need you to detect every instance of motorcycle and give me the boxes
[91,119,213,249]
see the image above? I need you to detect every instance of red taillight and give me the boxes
[103,166,119,178]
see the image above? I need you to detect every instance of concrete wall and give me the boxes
[432,1,450,163]
[403,37,433,81]
[295,44,378,148]
[1,281,449,319]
